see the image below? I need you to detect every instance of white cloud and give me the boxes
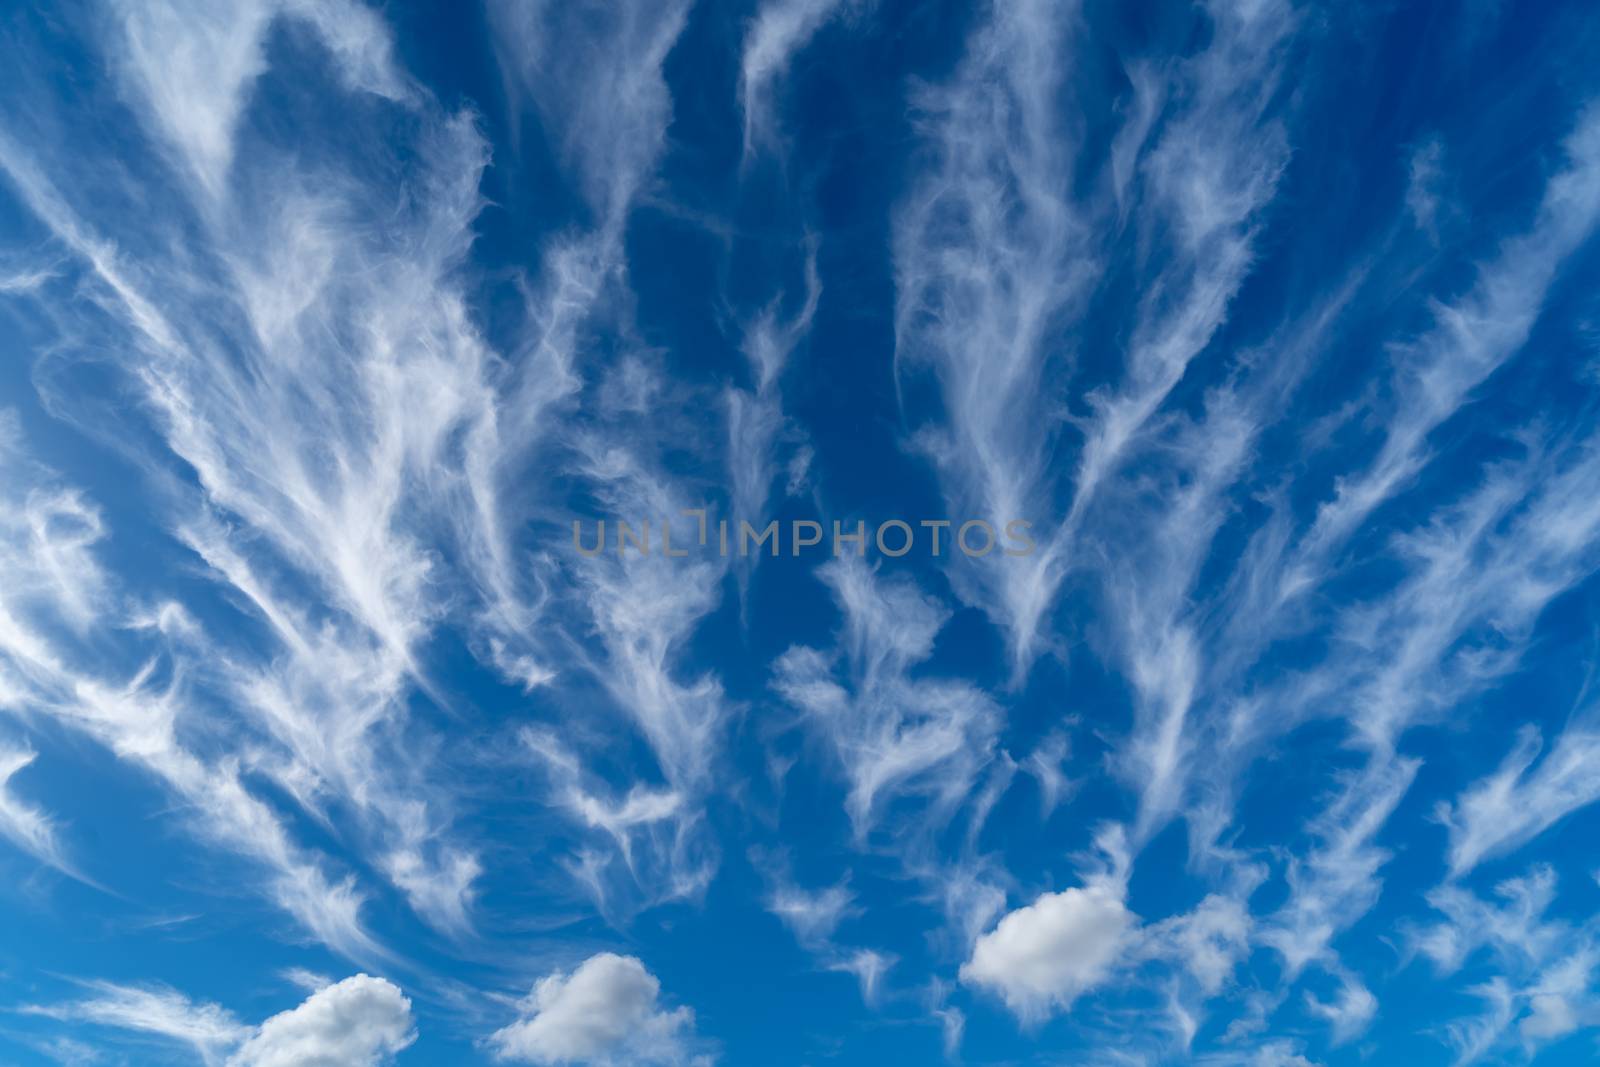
[1073,0,1293,514]
[1443,979,1516,1066]
[557,442,729,895]
[1197,1041,1321,1067]
[522,727,707,915]
[1341,423,1600,748]
[1294,104,1600,579]
[0,0,504,938]
[31,974,412,1067]
[487,0,690,221]
[961,882,1133,1020]
[727,243,821,578]
[0,442,386,959]
[1236,387,1600,1002]
[0,740,71,874]
[1021,729,1074,818]
[489,953,705,1067]
[7,2,1600,1061]
[381,844,483,938]
[1304,972,1378,1045]
[739,0,849,158]
[766,877,855,949]
[6,487,110,636]
[1407,139,1444,236]
[891,0,1086,675]
[772,558,1000,840]
[1103,392,1258,836]
[1141,886,1259,998]
[0,33,489,940]
[1089,273,1368,858]
[1079,97,1600,963]
[228,974,415,1067]
[279,968,333,994]
[478,1,746,912]
[28,1034,105,1067]
[1262,754,1419,978]
[0,261,60,293]
[30,982,249,1066]
[1440,719,1600,876]
[961,837,1136,1023]
[1408,864,1600,1062]
[1410,864,1566,978]
[827,949,894,1007]
[935,1007,964,1060]
[107,0,410,198]
[754,856,897,1008]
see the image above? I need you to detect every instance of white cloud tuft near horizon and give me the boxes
[489,953,706,1066]
[228,974,415,1067]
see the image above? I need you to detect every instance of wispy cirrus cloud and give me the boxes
[738,0,851,161]
[482,0,752,915]
[1197,749,1405,1037]
[1071,0,1295,518]
[0,740,73,877]
[0,0,500,935]
[0,433,383,957]
[28,982,249,1067]
[772,557,1000,842]
[1087,99,1600,1048]
[1286,104,1600,596]
[106,0,411,199]
[1407,864,1600,1063]
[3,0,1600,1062]
[1302,969,1378,1047]
[1440,715,1600,877]
[727,242,821,597]
[30,973,414,1067]
[754,855,898,1006]
[1232,416,1600,1031]
[892,0,1088,676]
[488,0,689,225]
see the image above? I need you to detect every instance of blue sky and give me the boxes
[2,0,1600,1064]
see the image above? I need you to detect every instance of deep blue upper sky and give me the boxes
[2,1,1600,1064]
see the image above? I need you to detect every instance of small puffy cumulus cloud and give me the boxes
[489,953,709,1066]
[960,881,1135,1021]
[950,832,1264,1030]
[228,974,415,1067]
